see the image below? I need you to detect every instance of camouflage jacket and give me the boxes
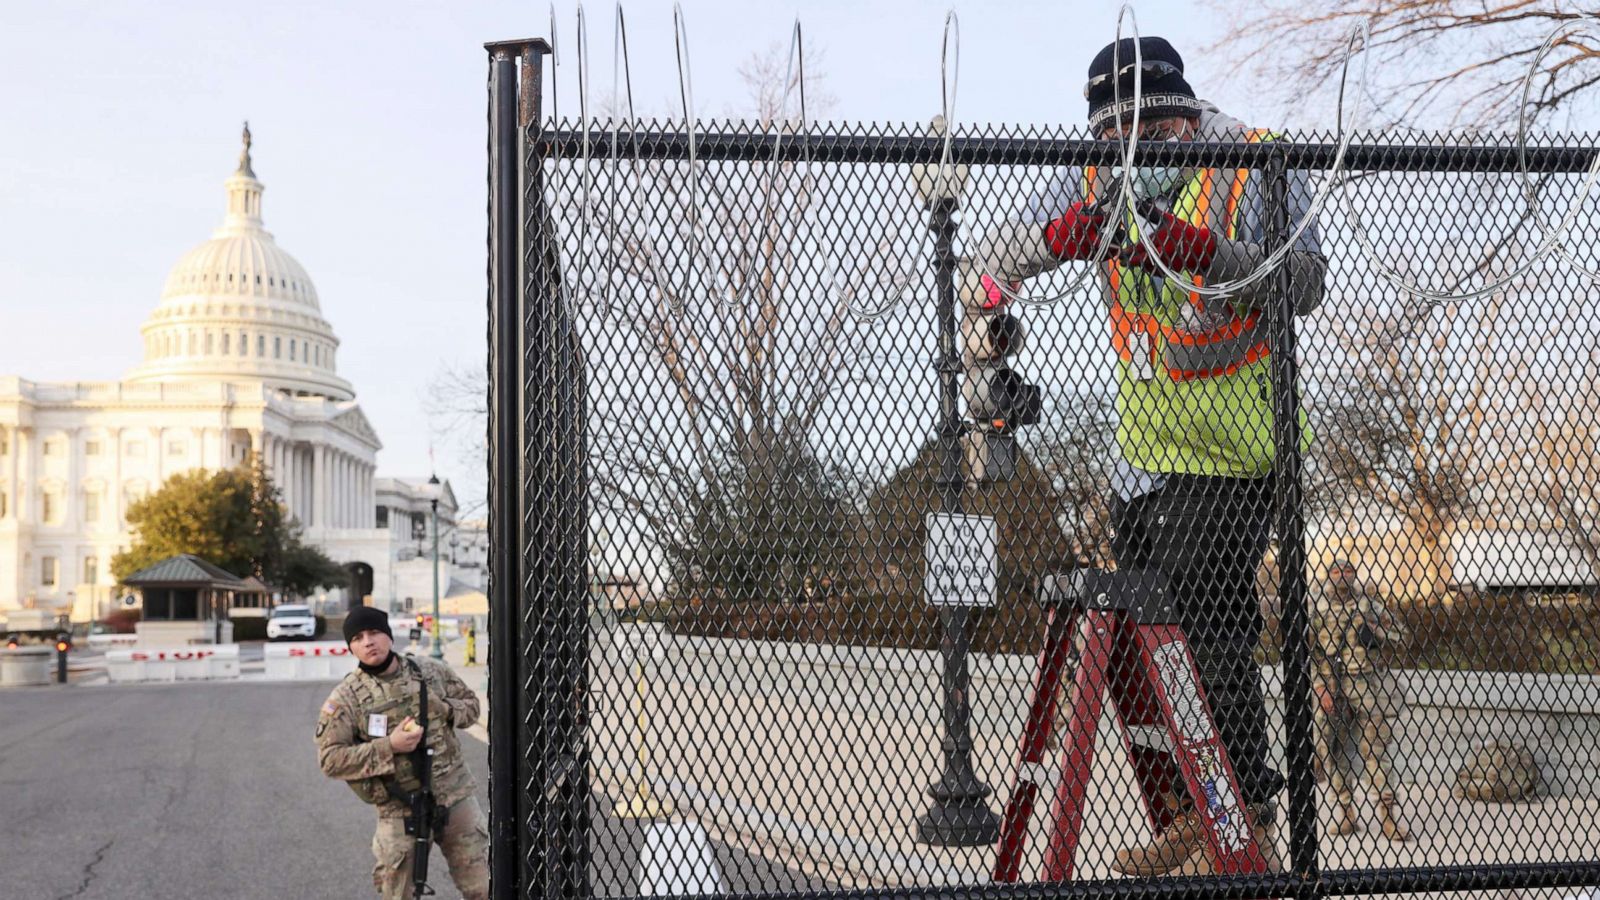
[315,653,481,818]
[1312,583,1408,678]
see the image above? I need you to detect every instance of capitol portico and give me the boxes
[0,128,468,620]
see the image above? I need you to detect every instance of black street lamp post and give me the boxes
[428,473,443,660]
[913,139,1001,847]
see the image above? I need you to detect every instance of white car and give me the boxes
[266,604,317,641]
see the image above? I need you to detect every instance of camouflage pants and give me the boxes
[372,795,490,900]
[1313,671,1401,803]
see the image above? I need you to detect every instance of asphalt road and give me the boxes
[0,671,825,899]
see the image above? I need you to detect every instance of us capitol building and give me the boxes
[0,128,479,621]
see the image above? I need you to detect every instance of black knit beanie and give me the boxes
[1085,37,1201,133]
[343,605,393,645]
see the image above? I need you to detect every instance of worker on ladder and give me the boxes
[965,35,1327,875]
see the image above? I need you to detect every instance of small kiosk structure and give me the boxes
[123,555,266,647]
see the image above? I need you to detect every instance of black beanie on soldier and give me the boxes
[343,605,393,645]
[1085,36,1201,133]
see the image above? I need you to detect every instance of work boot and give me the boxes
[1143,801,1283,876]
[1378,792,1410,843]
[1333,795,1359,835]
[1112,809,1206,876]
[1250,802,1285,873]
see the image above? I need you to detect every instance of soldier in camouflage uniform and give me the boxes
[1312,559,1411,842]
[316,606,490,899]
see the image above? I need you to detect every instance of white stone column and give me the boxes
[7,427,19,520]
[334,451,344,528]
[313,444,327,529]
[111,427,123,526]
[66,427,80,531]
[331,452,341,528]
[285,441,297,522]
[17,428,32,522]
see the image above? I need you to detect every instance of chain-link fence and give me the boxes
[489,42,1600,900]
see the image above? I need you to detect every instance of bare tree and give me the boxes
[1305,170,1549,596]
[552,47,904,601]
[1528,360,1600,585]
[1209,1,1600,128]
[1032,392,1118,567]
[421,362,487,517]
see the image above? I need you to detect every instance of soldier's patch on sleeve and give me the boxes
[322,699,339,717]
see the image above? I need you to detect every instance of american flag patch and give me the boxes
[322,700,339,717]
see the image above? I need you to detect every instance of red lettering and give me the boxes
[131,652,149,661]
[290,649,306,657]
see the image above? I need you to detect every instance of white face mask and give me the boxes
[1131,165,1185,199]
[1113,135,1188,200]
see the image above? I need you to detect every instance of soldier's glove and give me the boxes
[1356,620,1382,651]
[1122,202,1217,273]
[1043,201,1110,261]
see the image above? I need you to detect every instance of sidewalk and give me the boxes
[587,623,1600,888]
[433,632,489,745]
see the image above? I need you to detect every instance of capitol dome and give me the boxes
[125,125,355,401]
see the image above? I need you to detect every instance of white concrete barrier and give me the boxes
[106,645,240,683]
[1,646,53,686]
[263,641,358,680]
[87,633,139,650]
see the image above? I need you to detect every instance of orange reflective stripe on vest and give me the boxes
[1087,130,1273,382]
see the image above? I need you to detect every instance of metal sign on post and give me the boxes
[924,512,998,608]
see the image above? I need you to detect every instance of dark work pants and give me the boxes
[1110,473,1285,806]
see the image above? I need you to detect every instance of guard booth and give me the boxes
[122,554,260,647]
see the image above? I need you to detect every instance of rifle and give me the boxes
[405,658,448,898]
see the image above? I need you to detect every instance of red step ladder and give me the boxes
[993,568,1271,882]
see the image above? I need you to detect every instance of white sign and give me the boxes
[924,512,997,608]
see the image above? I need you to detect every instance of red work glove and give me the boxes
[1122,210,1217,274]
[1043,201,1108,261]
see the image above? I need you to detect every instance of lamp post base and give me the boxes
[916,787,1001,847]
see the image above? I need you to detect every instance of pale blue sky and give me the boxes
[0,0,1277,504]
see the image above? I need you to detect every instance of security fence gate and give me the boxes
[486,39,1600,900]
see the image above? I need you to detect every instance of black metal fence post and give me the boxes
[1266,148,1320,894]
[521,38,592,898]
[486,39,527,900]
